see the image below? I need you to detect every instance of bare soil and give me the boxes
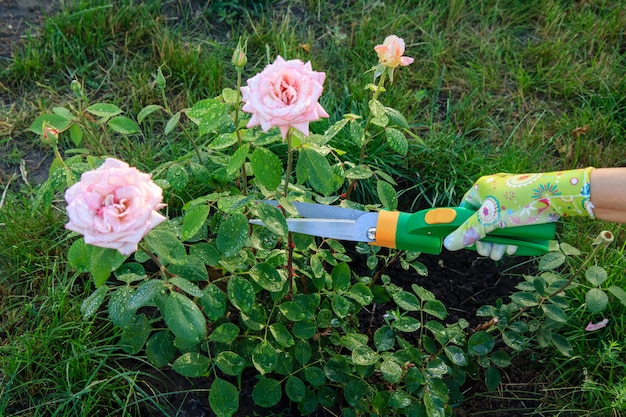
[0,2,549,416]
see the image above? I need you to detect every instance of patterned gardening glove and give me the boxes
[444,168,595,260]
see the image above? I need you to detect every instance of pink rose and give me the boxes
[65,158,166,255]
[241,56,329,139]
[374,35,414,68]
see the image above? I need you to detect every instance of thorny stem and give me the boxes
[234,68,248,194]
[345,70,387,200]
[138,242,169,282]
[370,249,403,286]
[281,130,300,294]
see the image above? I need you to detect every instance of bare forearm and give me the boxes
[590,167,626,223]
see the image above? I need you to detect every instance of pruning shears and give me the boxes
[251,202,556,256]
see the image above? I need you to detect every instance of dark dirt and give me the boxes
[0,2,548,417]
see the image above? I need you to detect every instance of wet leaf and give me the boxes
[215,351,246,376]
[208,323,240,344]
[468,331,495,356]
[216,213,249,257]
[146,331,176,367]
[162,292,207,345]
[181,204,210,241]
[166,164,189,191]
[81,285,109,319]
[352,344,379,366]
[108,115,140,134]
[585,265,608,286]
[252,377,282,408]
[250,147,283,191]
[285,376,306,402]
[227,276,255,313]
[585,288,608,313]
[172,352,211,377]
[380,358,403,383]
[377,180,398,210]
[385,127,408,155]
[209,378,239,417]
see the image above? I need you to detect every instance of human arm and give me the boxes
[443,167,626,260]
[588,167,626,223]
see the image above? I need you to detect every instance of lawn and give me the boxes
[1,1,625,416]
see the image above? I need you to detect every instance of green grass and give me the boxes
[1,0,625,415]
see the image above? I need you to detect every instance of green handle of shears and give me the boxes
[393,207,556,256]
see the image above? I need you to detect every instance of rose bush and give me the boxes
[64,158,166,255]
[30,33,624,417]
[240,55,329,139]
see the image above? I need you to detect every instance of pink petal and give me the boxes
[585,319,609,331]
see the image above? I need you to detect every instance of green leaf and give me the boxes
[344,165,373,180]
[352,344,379,366]
[200,284,227,321]
[190,242,221,266]
[608,285,626,306]
[108,115,140,134]
[169,276,204,297]
[585,265,608,286]
[444,346,467,366]
[209,378,239,417]
[211,132,239,149]
[85,103,122,118]
[374,325,396,352]
[278,301,306,321]
[227,276,255,312]
[377,180,398,210]
[551,333,572,356]
[285,376,306,402]
[291,320,317,339]
[215,351,246,376]
[146,331,176,367]
[108,286,136,327]
[559,242,581,256]
[380,359,403,383]
[89,246,128,287]
[468,331,495,356]
[384,106,410,129]
[68,238,91,273]
[369,99,388,127]
[391,290,421,311]
[30,114,73,135]
[137,104,164,123]
[538,252,566,270]
[324,356,350,383]
[227,143,250,176]
[502,330,525,351]
[240,304,267,331]
[162,292,207,345]
[392,316,421,332]
[127,279,164,310]
[510,291,539,307]
[172,352,211,377]
[144,223,187,265]
[168,256,209,282]
[69,123,83,146]
[216,213,249,257]
[331,294,352,318]
[254,202,288,236]
[385,127,408,155]
[324,118,350,141]
[304,366,326,387]
[348,282,373,306]
[252,377,282,408]
[249,262,287,293]
[81,285,109,319]
[115,262,146,284]
[489,350,511,368]
[295,340,312,365]
[485,366,501,391]
[586,288,609,313]
[181,204,210,241]
[541,304,568,323]
[270,323,295,348]
[119,314,152,354]
[331,262,351,292]
[166,164,189,191]
[187,98,232,135]
[164,112,180,135]
[296,148,334,194]
[424,390,445,417]
[389,390,412,409]
[209,323,240,344]
[423,300,447,320]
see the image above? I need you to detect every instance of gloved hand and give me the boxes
[444,168,595,260]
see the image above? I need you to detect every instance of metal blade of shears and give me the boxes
[251,201,378,243]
